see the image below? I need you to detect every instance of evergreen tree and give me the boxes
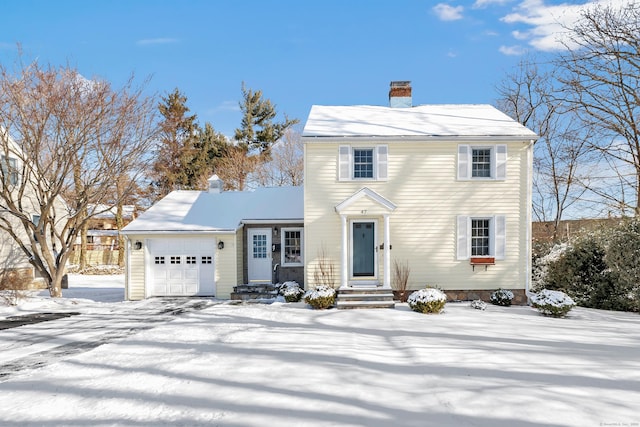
[187,122,230,189]
[234,82,299,154]
[150,88,198,201]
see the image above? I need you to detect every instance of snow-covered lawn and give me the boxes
[1,276,639,426]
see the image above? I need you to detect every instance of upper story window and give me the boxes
[281,227,303,267]
[1,155,18,186]
[338,145,388,181]
[472,149,492,178]
[353,149,374,179]
[458,144,507,180]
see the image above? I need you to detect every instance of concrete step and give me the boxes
[336,288,395,309]
[336,293,394,302]
[336,300,396,309]
[230,291,278,301]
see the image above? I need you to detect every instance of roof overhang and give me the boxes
[120,229,238,236]
[303,135,538,143]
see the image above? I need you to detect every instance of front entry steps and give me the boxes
[336,287,395,309]
[231,283,279,301]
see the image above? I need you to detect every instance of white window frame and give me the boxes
[338,145,388,181]
[457,144,507,181]
[281,227,304,267]
[457,215,506,260]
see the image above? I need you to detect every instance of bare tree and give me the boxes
[255,128,304,187]
[0,59,156,297]
[215,145,259,191]
[496,57,590,238]
[556,2,640,216]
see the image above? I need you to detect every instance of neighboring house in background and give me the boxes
[302,81,537,303]
[70,204,137,266]
[121,176,303,300]
[0,130,67,284]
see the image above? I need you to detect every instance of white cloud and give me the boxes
[499,44,527,55]
[433,3,465,21]
[136,38,179,46]
[207,100,240,114]
[500,0,631,52]
[473,0,513,8]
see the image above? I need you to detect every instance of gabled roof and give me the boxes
[122,186,303,234]
[302,104,538,139]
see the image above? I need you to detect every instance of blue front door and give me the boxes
[352,222,375,277]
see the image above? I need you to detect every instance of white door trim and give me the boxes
[349,219,378,285]
[247,228,272,284]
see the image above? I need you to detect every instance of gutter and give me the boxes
[301,135,537,143]
[120,229,238,236]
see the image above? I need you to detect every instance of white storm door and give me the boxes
[248,228,272,284]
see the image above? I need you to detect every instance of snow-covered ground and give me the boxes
[1,275,639,426]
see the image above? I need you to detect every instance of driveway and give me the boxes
[0,297,215,381]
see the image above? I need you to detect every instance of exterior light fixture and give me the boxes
[218,241,224,250]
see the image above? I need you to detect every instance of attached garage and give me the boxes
[146,237,216,297]
[122,175,303,300]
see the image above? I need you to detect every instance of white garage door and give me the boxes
[147,237,216,297]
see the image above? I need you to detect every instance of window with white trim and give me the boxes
[471,219,491,256]
[281,227,303,266]
[338,145,388,181]
[457,145,507,180]
[457,215,506,260]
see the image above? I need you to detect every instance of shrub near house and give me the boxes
[534,218,640,312]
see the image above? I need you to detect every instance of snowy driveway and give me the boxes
[0,296,214,381]
[0,297,639,427]
[0,274,217,382]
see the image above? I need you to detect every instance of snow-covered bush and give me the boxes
[470,299,487,311]
[531,289,575,317]
[490,288,514,306]
[407,287,447,314]
[605,219,640,312]
[303,285,336,309]
[545,234,626,311]
[532,242,568,291]
[279,281,304,302]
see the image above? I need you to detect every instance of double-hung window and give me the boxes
[457,145,507,180]
[281,228,303,267]
[338,145,388,181]
[353,149,374,179]
[457,215,506,260]
[470,219,491,256]
[1,155,18,186]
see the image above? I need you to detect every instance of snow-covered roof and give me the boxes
[302,104,538,139]
[122,186,303,234]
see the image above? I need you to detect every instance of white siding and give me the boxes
[304,140,531,292]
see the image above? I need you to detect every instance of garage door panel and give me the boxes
[147,238,217,297]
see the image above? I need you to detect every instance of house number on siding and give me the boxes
[361,210,367,215]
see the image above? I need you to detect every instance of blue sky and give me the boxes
[0,0,621,137]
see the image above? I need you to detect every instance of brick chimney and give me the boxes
[389,81,412,108]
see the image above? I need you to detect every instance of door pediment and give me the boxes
[335,187,396,216]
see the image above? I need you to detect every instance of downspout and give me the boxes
[125,237,131,301]
[525,139,534,303]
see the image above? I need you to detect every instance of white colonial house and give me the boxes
[122,81,537,304]
[302,81,537,304]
